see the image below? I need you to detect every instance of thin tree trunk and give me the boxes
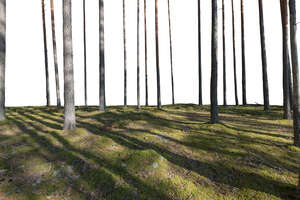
[258,0,270,110]
[241,0,246,105]
[123,0,127,107]
[0,0,5,120]
[137,0,141,110]
[144,0,148,106]
[211,0,219,123]
[41,0,50,106]
[168,0,175,105]
[155,0,161,109]
[222,0,227,106]
[50,0,61,108]
[63,0,76,130]
[280,0,292,120]
[198,0,202,105]
[288,55,293,108]
[231,0,239,106]
[83,0,87,107]
[99,0,106,111]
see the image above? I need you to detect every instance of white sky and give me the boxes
[5,0,300,106]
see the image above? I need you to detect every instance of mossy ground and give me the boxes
[0,104,298,199]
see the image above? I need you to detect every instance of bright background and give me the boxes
[5,0,300,107]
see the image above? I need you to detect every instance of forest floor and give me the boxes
[0,104,298,200]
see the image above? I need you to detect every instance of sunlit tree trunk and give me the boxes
[155,0,161,109]
[198,0,202,105]
[63,0,76,130]
[50,0,61,108]
[258,0,269,110]
[222,0,227,106]
[0,0,5,121]
[241,0,246,105]
[144,0,148,106]
[123,0,127,107]
[168,0,175,105]
[41,0,50,106]
[99,0,106,111]
[137,0,141,110]
[211,0,219,123]
[83,0,87,107]
[231,0,239,106]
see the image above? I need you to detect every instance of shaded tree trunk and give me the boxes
[123,0,127,107]
[137,0,141,110]
[41,0,50,106]
[211,0,219,123]
[168,0,175,105]
[144,0,148,106]
[198,0,202,105]
[83,0,87,107]
[155,0,161,109]
[231,0,239,106]
[63,0,76,130]
[50,0,61,108]
[99,0,106,111]
[241,0,246,105]
[280,0,292,119]
[258,0,270,110]
[222,0,227,106]
[0,0,5,121]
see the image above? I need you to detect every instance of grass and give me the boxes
[0,104,298,199]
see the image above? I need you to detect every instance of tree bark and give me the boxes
[168,0,175,105]
[99,0,106,111]
[211,0,219,123]
[0,0,5,121]
[258,0,270,110]
[50,0,61,108]
[231,0,239,106]
[137,0,141,110]
[198,0,202,106]
[41,0,50,106]
[155,0,161,109]
[144,0,148,106]
[83,0,87,107]
[241,0,246,105]
[123,0,127,107]
[63,0,76,130]
[222,0,227,106]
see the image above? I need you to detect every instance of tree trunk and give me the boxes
[123,0,127,107]
[63,0,76,130]
[288,55,293,108]
[168,0,175,105]
[258,0,270,110]
[198,0,202,105]
[222,0,227,106]
[144,0,148,106]
[41,0,50,106]
[155,0,161,109]
[241,0,246,105]
[50,0,61,108]
[99,0,106,111]
[280,0,292,119]
[137,0,141,110]
[0,0,5,121]
[83,0,87,107]
[211,0,219,123]
[231,0,239,106]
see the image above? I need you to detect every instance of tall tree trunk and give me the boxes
[198,0,202,105]
[83,0,87,107]
[288,55,293,108]
[41,0,50,106]
[211,0,219,123]
[241,0,246,105]
[231,0,239,106]
[222,0,227,106]
[137,0,141,110]
[280,0,292,119]
[168,0,175,105]
[50,0,61,108]
[63,0,76,130]
[123,0,127,107]
[0,0,5,121]
[144,0,148,106]
[99,0,106,111]
[258,0,270,110]
[155,0,161,109]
